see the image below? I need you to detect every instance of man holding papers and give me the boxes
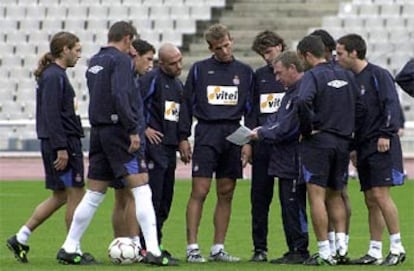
[249,51,309,264]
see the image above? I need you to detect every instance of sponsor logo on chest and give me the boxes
[207,85,238,105]
[260,93,285,113]
[164,101,180,122]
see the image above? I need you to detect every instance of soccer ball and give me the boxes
[108,237,139,264]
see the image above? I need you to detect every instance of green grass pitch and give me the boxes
[0,179,413,270]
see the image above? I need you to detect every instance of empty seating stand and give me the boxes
[0,0,226,151]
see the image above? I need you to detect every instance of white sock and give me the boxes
[210,244,224,255]
[187,243,199,254]
[367,240,382,259]
[131,236,142,249]
[390,233,405,254]
[345,234,349,247]
[336,232,347,256]
[328,231,336,256]
[16,225,31,245]
[318,240,331,260]
[62,190,105,253]
[131,185,161,257]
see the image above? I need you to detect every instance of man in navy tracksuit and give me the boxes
[249,51,309,264]
[296,35,360,265]
[6,31,85,264]
[140,43,183,256]
[57,22,175,266]
[310,29,352,259]
[336,34,406,266]
[111,39,156,257]
[395,59,414,97]
[248,30,308,263]
[179,23,254,263]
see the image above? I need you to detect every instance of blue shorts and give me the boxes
[41,137,85,191]
[300,133,350,190]
[191,121,242,179]
[357,136,404,191]
[88,125,145,181]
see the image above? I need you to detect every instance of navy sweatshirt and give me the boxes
[140,67,183,146]
[258,79,301,178]
[178,56,254,140]
[252,64,286,127]
[36,63,83,150]
[86,46,138,134]
[297,62,360,139]
[354,62,401,144]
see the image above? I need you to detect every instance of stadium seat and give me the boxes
[14,43,37,57]
[189,5,211,21]
[139,29,160,47]
[389,53,410,71]
[0,17,17,31]
[67,5,89,19]
[372,41,394,54]
[161,30,183,46]
[389,28,411,42]
[401,3,414,17]
[36,42,49,55]
[46,5,67,19]
[102,0,125,4]
[384,16,406,28]
[6,31,27,44]
[88,5,109,19]
[153,18,174,32]
[79,0,100,5]
[209,0,226,7]
[131,18,153,33]
[0,80,16,99]
[63,18,86,31]
[338,2,358,17]
[2,100,24,120]
[343,16,364,29]
[19,19,42,31]
[17,80,37,103]
[170,5,190,19]
[28,30,51,43]
[164,0,185,5]
[364,16,384,28]
[1,0,17,6]
[107,5,129,19]
[175,17,196,34]
[380,3,401,16]
[149,5,170,19]
[23,55,38,69]
[368,28,389,42]
[141,0,164,6]
[129,6,150,19]
[358,3,380,16]
[86,18,109,31]
[38,0,59,6]
[41,18,64,30]
[0,41,15,55]
[5,5,25,19]
[322,16,343,28]
[406,17,414,28]
[26,5,47,18]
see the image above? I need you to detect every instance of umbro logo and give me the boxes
[327,80,348,88]
[88,65,104,74]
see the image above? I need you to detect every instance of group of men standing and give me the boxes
[6,19,409,267]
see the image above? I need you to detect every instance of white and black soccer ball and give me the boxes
[108,237,139,264]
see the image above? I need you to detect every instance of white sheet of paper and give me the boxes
[226,126,252,146]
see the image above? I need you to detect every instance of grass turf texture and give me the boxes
[0,179,413,270]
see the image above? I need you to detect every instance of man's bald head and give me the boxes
[158,43,183,77]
